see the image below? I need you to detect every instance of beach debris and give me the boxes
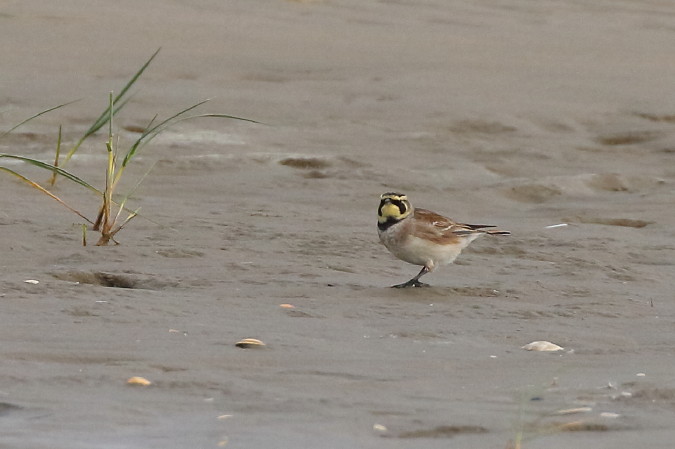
[556,421,608,432]
[235,338,266,349]
[521,341,564,352]
[554,407,592,415]
[611,391,632,400]
[279,303,295,309]
[545,223,568,229]
[564,216,652,228]
[636,372,646,377]
[126,376,152,386]
[397,425,488,438]
[373,423,388,432]
[24,279,39,284]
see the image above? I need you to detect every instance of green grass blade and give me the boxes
[190,113,262,124]
[0,154,102,195]
[61,48,161,165]
[74,95,135,144]
[112,47,161,109]
[81,223,88,246]
[118,100,211,171]
[48,125,63,186]
[113,208,139,234]
[0,166,94,224]
[62,93,135,165]
[1,154,149,224]
[112,160,156,226]
[119,102,261,171]
[0,101,78,139]
[86,48,161,136]
[125,111,262,161]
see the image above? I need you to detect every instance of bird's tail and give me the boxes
[485,229,511,235]
[461,223,511,236]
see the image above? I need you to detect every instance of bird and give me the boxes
[377,192,510,288]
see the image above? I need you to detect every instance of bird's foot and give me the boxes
[391,279,429,288]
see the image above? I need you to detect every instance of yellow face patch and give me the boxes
[379,203,403,222]
[378,193,412,224]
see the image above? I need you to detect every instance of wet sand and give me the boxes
[2,1,675,448]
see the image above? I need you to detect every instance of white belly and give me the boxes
[380,231,481,268]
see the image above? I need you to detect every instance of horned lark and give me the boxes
[377,192,510,288]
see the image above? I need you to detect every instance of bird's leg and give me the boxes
[392,266,430,288]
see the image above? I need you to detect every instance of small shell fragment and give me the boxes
[373,423,388,432]
[24,279,40,285]
[279,304,295,309]
[554,407,592,415]
[522,341,564,352]
[235,338,266,349]
[127,376,152,386]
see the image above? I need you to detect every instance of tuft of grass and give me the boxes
[0,49,259,245]
[92,92,139,245]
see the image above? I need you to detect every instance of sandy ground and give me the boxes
[2,1,675,448]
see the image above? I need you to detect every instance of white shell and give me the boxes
[235,338,266,349]
[521,341,564,352]
[545,223,568,229]
[127,376,152,386]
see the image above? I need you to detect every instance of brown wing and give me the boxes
[412,208,477,243]
[413,208,509,240]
